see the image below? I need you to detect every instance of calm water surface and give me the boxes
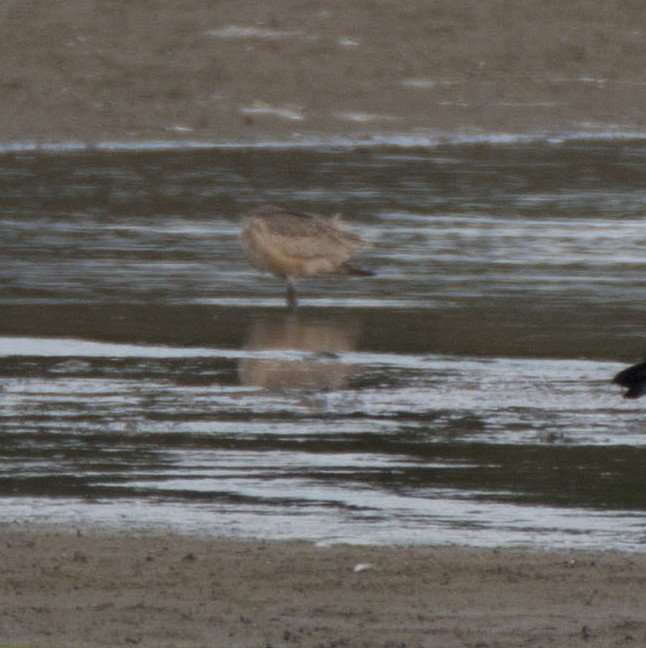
[0,137,644,549]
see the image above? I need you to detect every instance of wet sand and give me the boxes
[1,0,645,144]
[1,526,645,648]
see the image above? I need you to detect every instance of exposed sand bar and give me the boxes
[1,0,645,145]
[1,526,645,647]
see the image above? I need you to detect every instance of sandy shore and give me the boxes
[1,0,645,145]
[0,526,644,647]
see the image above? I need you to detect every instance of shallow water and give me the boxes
[0,137,645,549]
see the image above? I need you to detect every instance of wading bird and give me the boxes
[240,205,373,309]
[613,359,646,399]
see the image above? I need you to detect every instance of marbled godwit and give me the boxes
[613,359,646,399]
[240,205,373,309]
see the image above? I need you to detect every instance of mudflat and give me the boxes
[1,0,645,144]
[1,527,645,648]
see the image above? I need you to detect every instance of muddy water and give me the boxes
[0,138,644,549]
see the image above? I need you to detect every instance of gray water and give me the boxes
[0,136,644,550]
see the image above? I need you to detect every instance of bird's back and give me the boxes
[241,205,368,278]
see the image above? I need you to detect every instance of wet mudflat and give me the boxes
[0,137,644,550]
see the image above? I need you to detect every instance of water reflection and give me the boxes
[238,314,358,391]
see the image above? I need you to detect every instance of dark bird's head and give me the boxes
[613,360,646,399]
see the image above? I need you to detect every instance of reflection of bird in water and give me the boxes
[240,205,374,309]
[613,360,646,399]
[238,315,357,391]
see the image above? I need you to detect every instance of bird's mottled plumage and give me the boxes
[240,205,373,308]
[613,360,646,399]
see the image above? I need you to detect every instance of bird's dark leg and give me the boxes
[286,278,298,312]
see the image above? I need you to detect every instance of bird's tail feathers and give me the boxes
[342,262,375,277]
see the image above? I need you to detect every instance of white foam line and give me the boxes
[189,297,443,309]
[0,334,431,367]
[2,129,646,154]
[0,336,319,362]
[0,336,213,359]
[0,335,626,374]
